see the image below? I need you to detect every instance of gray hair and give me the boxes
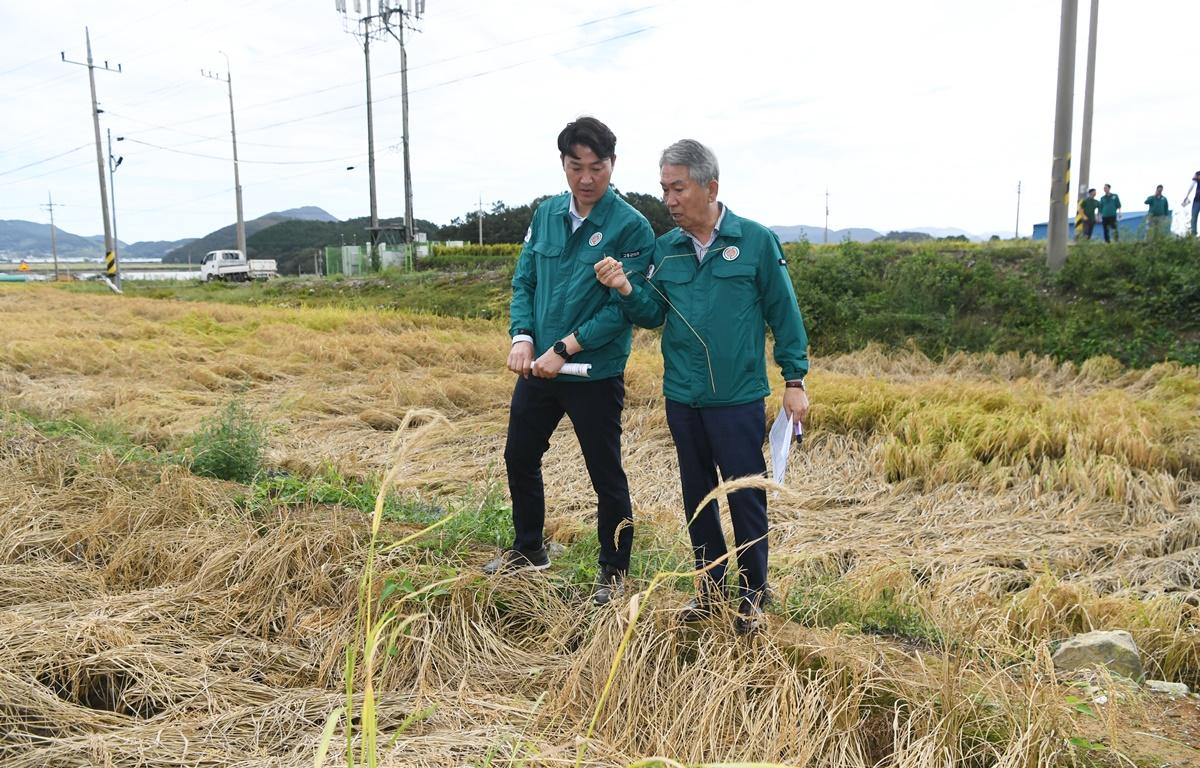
[660,139,719,186]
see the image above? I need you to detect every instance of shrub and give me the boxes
[187,401,265,483]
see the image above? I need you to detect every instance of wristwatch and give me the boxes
[785,379,806,390]
[552,340,572,360]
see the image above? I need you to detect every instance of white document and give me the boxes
[560,363,592,377]
[769,406,798,484]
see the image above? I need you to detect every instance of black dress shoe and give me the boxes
[734,603,765,636]
[592,565,625,606]
[482,547,550,575]
[678,596,718,623]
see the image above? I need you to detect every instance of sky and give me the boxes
[1,0,1198,244]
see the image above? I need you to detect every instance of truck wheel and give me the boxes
[205,274,214,282]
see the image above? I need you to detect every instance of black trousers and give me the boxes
[1102,216,1119,242]
[665,398,768,606]
[504,375,632,569]
[1082,219,1096,240]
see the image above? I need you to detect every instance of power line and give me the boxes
[101,110,299,149]
[0,8,660,208]
[243,25,655,135]
[0,144,91,177]
[0,159,94,188]
[120,137,360,165]
[51,6,663,143]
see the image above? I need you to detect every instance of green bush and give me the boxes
[187,401,265,483]
[421,244,522,272]
[785,238,1200,367]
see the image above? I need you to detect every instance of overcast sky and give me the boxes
[2,0,1198,243]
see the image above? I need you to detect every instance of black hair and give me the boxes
[557,116,616,162]
[1088,188,1096,194]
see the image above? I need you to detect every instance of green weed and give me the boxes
[186,401,265,483]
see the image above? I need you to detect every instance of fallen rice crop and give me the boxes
[0,285,1197,767]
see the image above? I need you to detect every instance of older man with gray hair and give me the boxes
[594,139,810,634]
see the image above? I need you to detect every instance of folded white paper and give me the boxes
[769,406,795,484]
[560,362,592,377]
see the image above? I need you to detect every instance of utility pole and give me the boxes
[1075,0,1099,237]
[394,12,416,270]
[41,193,63,281]
[107,129,123,269]
[1047,0,1078,271]
[62,27,122,288]
[1015,181,1022,238]
[337,0,428,272]
[202,52,246,256]
[478,194,484,245]
[823,187,829,244]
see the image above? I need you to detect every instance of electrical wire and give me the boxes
[0,144,91,177]
[118,137,361,166]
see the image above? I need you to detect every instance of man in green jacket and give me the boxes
[1100,183,1122,242]
[594,139,809,634]
[1144,184,1170,238]
[1079,189,1100,240]
[486,117,655,608]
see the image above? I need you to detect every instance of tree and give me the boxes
[617,190,673,236]
[874,231,933,242]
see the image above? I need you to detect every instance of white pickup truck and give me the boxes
[199,250,278,282]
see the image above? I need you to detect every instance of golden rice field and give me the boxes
[1,285,1198,767]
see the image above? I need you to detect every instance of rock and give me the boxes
[1145,680,1190,697]
[1051,630,1143,681]
[546,541,567,558]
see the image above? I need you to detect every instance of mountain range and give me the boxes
[768,224,1010,243]
[0,206,337,262]
[161,206,338,264]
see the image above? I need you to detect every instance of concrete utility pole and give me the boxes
[41,192,63,281]
[363,31,380,270]
[824,188,829,244]
[1015,181,1022,238]
[202,52,246,256]
[107,130,124,271]
[478,194,483,245]
[395,14,415,268]
[1075,0,1099,237]
[1047,0,1078,271]
[337,0,428,272]
[62,27,122,288]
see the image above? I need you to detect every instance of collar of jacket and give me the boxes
[547,186,618,227]
[666,204,743,246]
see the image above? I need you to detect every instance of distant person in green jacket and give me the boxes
[487,116,655,609]
[1185,170,1200,236]
[594,139,810,635]
[1079,189,1100,240]
[1145,184,1171,238]
[1099,184,1122,242]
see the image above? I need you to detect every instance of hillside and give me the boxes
[122,238,198,259]
[247,215,442,274]
[162,207,339,264]
[771,224,883,243]
[0,219,108,260]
